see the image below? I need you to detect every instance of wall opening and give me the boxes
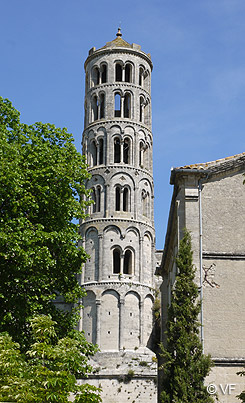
[99,138,104,165]
[92,188,96,213]
[97,187,101,212]
[113,249,121,273]
[100,93,105,119]
[125,63,132,83]
[115,63,122,81]
[114,93,121,117]
[123,138,130,164]
[101,64,107,83]
[123,250,132,274]
[91,140,97,166]
[92,96,98,121]
[92,67,99,86]
[123,187,129,211]
[115,186,120,211]
[124,93,131,118]
[114,138,121,163]
[139,141,144,167]
[140,97,144,122]
[139,67,144,86]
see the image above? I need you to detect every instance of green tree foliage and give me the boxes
[0,97,91,348]
[160,230,214,403]
[0,314,101,402]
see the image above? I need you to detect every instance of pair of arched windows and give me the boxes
[114,93,131,118]
[91,186,101,213]
[113,249,133,275]
[92,93,105,122]
[90,139,104,166]
[114,137,130,164]
[115,63,132,83]
[92,65,107,86]
[115,186,130,212]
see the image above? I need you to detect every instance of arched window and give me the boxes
[123,250,132,274]
[123,138,130,164]
[139,141,144,167]
[124,93,131,118]
[140,97,144,122]
[144,100,150,126]
[100,93,105,119]
[91,140,97,167]
[92,95,98,121]
[144,144,150,170]
[139,67,144,86]
[98,138,103,165]
[114,138,121,163]
[85,72,89,92]
[115,63,122,81]
[115,186,121,211]
[144,71,150,91]
[91,188,96,213]
[92,67,100,86]
[97,187,101,212]
[142,190,147,216]
[101,64,107,83]
[114,93,121,117]
[123,188,129,211]
[113,249,121,273]
[125,63,132,83]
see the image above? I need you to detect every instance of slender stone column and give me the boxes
[122,67,125,82]
[120,139,123,163]
[98,233,103,281]
[119,298,125,350]
[121,95,125,118]
[105,184,109,217]
[139,236,143,282]
[139,300,144,346]
[81,238,86,284]
[96,299,101,348]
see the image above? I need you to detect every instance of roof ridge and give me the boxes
[177,152,245,170]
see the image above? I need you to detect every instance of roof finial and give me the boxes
[116,27,122,37]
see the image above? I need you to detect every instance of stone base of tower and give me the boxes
[78,350,157,402]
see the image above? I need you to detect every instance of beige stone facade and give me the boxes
[158,153,245,402]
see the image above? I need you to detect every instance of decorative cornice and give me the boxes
[83,118,152,134]
[203,252,245,260]
[84,47,153,71]
[213,358,245,367]
[81,217,155,231]
[87,82,151,98]
[82,280,154,291]
[87,165,153,180]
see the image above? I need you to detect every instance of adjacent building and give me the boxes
[158,153,245,402]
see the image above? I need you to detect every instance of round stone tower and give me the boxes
[79,29,157,402]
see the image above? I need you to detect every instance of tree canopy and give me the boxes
[0,97,91,348]
[160,230,214,403]
[0,314,101,402]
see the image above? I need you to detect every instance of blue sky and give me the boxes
[1,0,245,248]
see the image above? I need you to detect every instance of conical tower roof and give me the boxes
[101,28,132,49]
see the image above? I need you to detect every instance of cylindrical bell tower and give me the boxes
[80,29,157,402]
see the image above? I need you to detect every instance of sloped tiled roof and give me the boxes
[170,152,245,184]
[176,152,245,170]
[101,35,133,49]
